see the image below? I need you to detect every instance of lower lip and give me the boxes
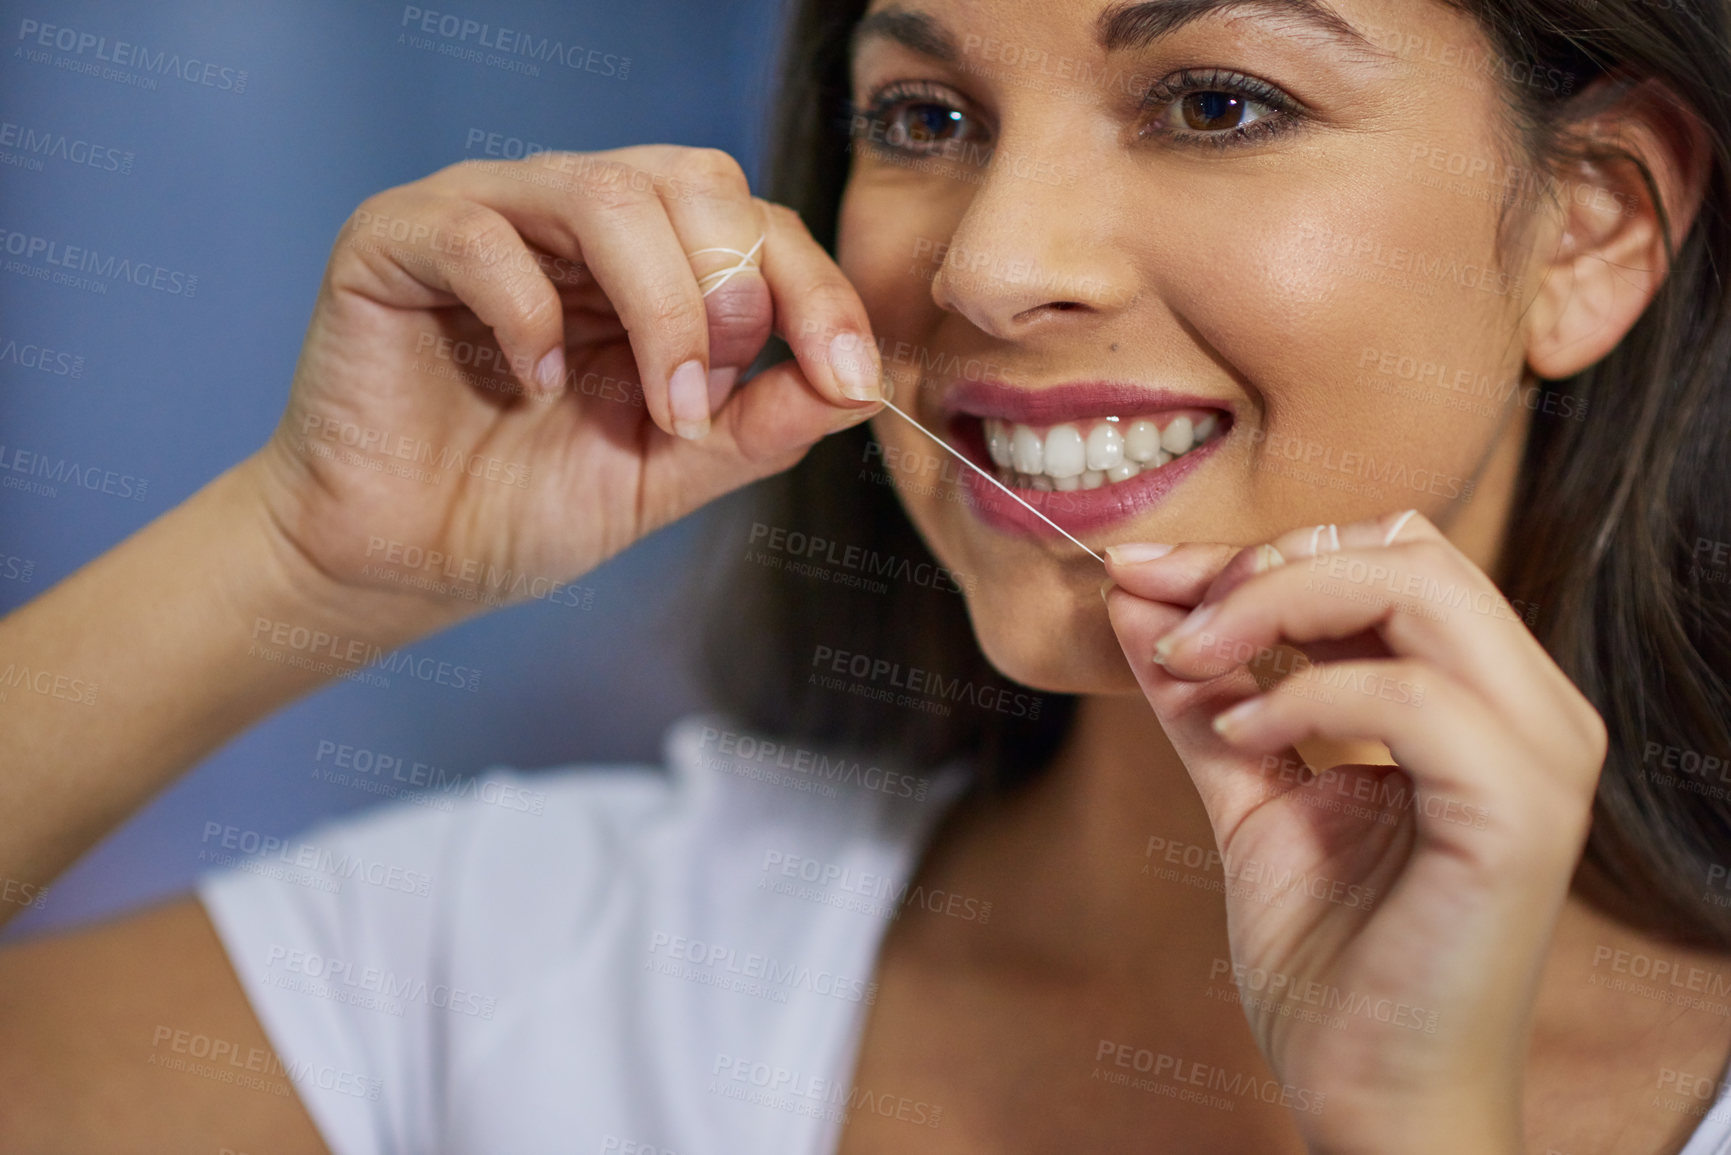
[948,417,1225,538]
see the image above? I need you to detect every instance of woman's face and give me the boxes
[837,0,1556,695]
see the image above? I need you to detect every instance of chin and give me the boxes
[961,581,1143,697]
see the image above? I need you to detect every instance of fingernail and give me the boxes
[1251,544,1285,574]
[1154,603,1217,663]
[1100,578,1116,603]
[536,347,566,392]
[707,366,740,411]
[829,333,881,402]
[1212,697,1262,737]
[1105,543,1175,566]
[669,359,711,440]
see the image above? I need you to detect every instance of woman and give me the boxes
[1,0,1727,1150]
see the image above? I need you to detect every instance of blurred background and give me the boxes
[0,0,787,937]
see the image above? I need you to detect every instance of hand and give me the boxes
[245,146,882,634]
[1101,511,1607,1155]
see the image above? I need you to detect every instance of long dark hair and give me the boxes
[701,0,1731,948]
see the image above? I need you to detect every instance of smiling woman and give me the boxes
[1,0,1729,1153]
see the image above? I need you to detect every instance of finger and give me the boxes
[642,358,884,511]
[337,194,568,398]
[1207,659,1550,840]
[436,155,716,440]
[1103,542,1239,606]
[1154,540,1572,742]
[756,200,884,406]
[629,147,773,410]
[1103,582,1307,823]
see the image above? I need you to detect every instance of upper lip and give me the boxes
[941,378,1236,424]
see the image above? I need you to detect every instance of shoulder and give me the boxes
[194,713,972,1155]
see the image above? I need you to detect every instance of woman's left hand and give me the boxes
[1101,510,1607,1155]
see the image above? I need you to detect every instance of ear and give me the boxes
[1524,81,1711,380]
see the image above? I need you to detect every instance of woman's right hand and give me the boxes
[246,145,883,632]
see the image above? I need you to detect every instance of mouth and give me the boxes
[940,380,1234,538]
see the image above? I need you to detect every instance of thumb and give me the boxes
[1104,582,1310,835]
[654,357,881,505]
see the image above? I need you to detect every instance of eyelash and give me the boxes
[1139,68,1303,150]
[849,70,1304,160]
[848,80,990,159]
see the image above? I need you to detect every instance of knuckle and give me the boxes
[441,203,514,267]
[759,199,808,234]
[800,276,863,323]
[646,285,706,332]
[673,147,750,200]
[512,279,562,331]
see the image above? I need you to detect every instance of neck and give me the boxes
[917,691,1229,980]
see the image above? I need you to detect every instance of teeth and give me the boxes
[1011,425,1044,474]
[1124,420,1163,463]
[1042,424,1087,478]
[982,412,1222,491]
[1086,423,1124,471]
[1161,416,1194,457]
[1107,460,1142,483]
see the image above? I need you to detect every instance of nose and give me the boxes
[929,139,1139,339]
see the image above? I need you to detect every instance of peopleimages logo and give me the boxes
[15,19,248,92]
[0,227,197,297]
[398,6,629,79]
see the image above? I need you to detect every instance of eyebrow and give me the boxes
[851,0,1375,62]
[852,8,959,63]
[1096,0,1373,53]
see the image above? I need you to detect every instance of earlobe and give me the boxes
[1524,82,1710,381]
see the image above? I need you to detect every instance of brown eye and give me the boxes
[1182,91,1248,131]
[887,102,976,147]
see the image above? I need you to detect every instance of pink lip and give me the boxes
[936,379,1235,538]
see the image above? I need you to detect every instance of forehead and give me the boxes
[852,0,1380,59]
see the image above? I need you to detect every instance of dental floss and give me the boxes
[878,396,1106,565]
[688,236,766,298]
[687,232,1101,564]
[1382,508,1418,547]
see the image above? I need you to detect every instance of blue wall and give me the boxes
[0,0,788,936]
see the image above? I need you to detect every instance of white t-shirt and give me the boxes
[198,713,1731,1155]
[197,714,971,1155]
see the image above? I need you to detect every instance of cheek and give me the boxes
[837,179,956,346]
[1159,151,1527,518]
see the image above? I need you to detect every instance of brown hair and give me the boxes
[701,0,1731,948]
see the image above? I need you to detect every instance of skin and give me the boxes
[832,1,1723,1153]
[0,0,1719,1151]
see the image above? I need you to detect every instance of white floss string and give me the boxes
[689,235,766,298]
[878,396,1105,565]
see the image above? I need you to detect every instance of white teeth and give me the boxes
[1086,423,1124,471]
[1011,425,1044,474]
[1043,423,1087,478]
[1107,460,1142,483]
[1161,415,1194,457]
[1124,420,1163,463]
[984,411,1222,491]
